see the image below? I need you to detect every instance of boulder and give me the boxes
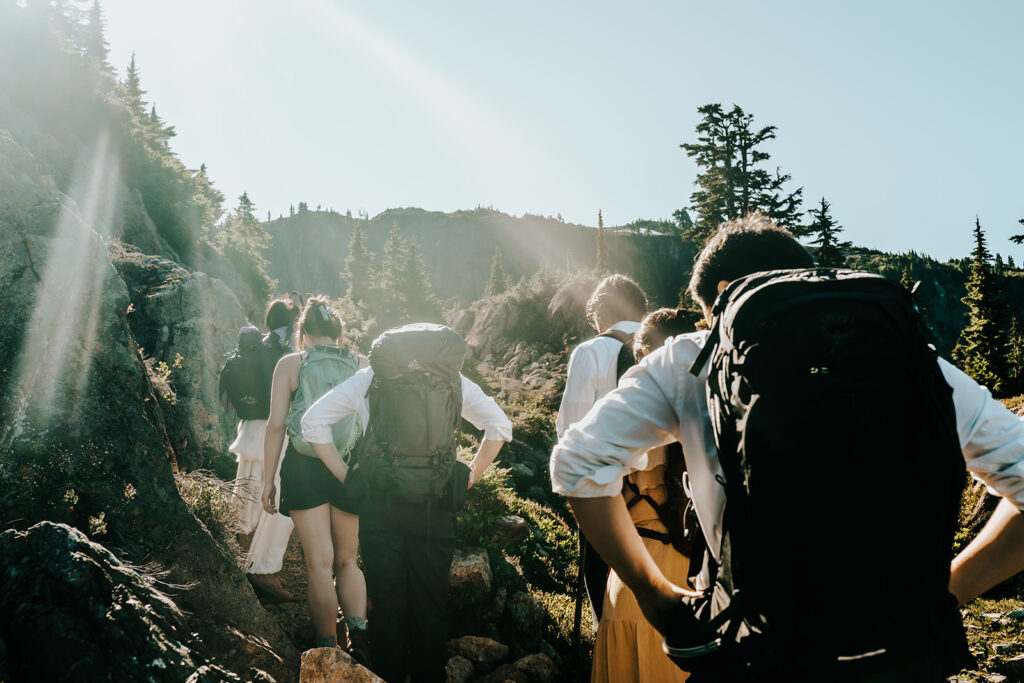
[0,522,223,681]
[514,653,559,682]
[491,515,530,546]
[445,655,475,683]
[449,308,476,336]
[447,635,510,665]
[449,548,492,602]
[299,647,382,682]
[507,592,545,639]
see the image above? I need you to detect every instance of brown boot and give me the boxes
[248,573,294,602]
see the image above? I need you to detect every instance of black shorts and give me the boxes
[279,442,358,516]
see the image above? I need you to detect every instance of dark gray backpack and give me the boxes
[357,324,466,502]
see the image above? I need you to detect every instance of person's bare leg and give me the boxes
[330,506,367,619]
[331,505,368,664]
[291,504,339,645]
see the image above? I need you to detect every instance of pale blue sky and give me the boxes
[101,0,1023,261]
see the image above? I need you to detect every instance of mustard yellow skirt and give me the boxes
[590,533,691,683]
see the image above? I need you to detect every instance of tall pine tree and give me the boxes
[343,221,371,303]
[1008,318,1024,396]
[952,217,1010,395]
[596,209,609,273]
[678,104,804,245]
[398,240,442,324]
[486,248,508,297]
[807,197,850,267]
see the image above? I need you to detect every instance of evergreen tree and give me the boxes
[486,248,508,297]
[398,240,442,323]
[1009,254,1017,270]
[84,1,110,71]
[220,192,270,262]
[289,204,295,217]
[192,163,224,244]
[596,209,609,273]
[952,217,1010,395]
[678,104,804,245]
[122,51,146,118]
[995,253,1005,276]
[343,221,371,303]
[807,197,850,267]
[1008,318,1024,395]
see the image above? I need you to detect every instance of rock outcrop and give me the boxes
[0,522,242,681]
[0,132,296,681]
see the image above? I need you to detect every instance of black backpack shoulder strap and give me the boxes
[598,329,636,381]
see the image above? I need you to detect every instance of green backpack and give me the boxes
[285,345,361,459]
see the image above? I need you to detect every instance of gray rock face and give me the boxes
[0,135,296,681]
[112,245,247,472]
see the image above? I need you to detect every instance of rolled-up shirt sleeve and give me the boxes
[941,358,1024,510]
[555,344,599,438]
[460,374,513,442]
[301,368,373,444]
[551,344,684,498]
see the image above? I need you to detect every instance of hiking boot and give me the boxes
[248,573,294,602]
[347,628,371,669]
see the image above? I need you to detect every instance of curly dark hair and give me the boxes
[584,274,648,330]
[634,308,698,361]
[688,213,813,311]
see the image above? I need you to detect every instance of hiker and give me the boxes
[219,324,294,601]
[265,298,297,353]
[591,308,696,683]
[551,213,1024,681]
[300,323,512,683]
[288,290,304,311]
[261,296,370,661]
[556,274,648,632]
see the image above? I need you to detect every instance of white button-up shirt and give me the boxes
[550,331,1024,565]
[301,368,513,445]
[555,320,641,438]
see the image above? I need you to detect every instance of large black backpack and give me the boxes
[357,323,466,503]
[218,329,283,420]
[672,269,968,680]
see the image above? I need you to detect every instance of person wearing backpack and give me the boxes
[551,214,1024,681]
[260,296,370,661]
[591,307,697,683]
[557,274,648,640]
[300,323,513,683]
[219,324,295,601]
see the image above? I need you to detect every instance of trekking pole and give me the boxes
[571,526,584,672]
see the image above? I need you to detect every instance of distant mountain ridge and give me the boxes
[264,207,696,307]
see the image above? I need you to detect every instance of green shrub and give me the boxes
[174,470,241,558]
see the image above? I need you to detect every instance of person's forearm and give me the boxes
[569,495,675,602]
[312,441,349,484]
[264,423,286,485]
[950,497,1024,605]
[469,439,504,485]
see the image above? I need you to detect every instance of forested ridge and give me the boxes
[1,2,1023,682]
